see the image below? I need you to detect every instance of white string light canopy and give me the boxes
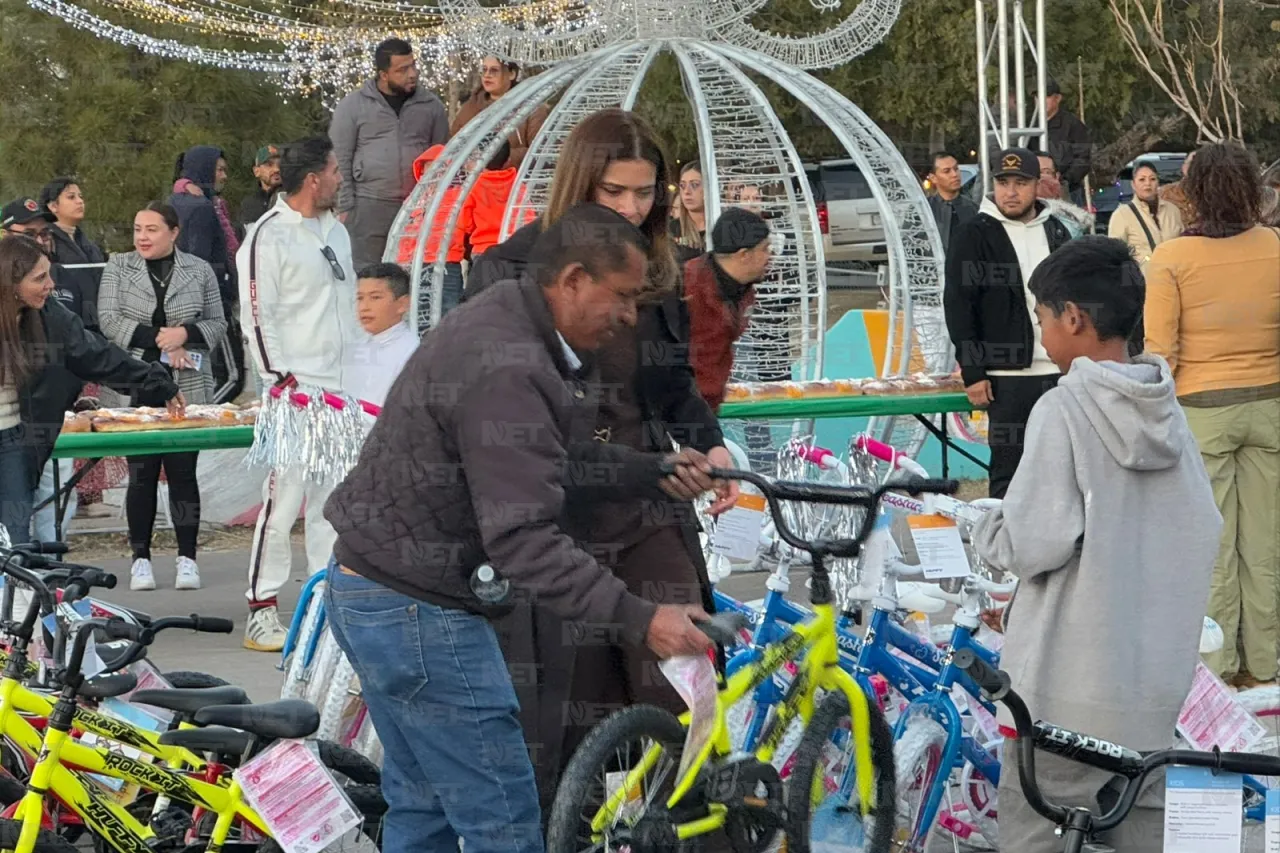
[390,0,950,457]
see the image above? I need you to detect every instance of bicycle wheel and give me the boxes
[546,705,687,853]
[786,691,896,853]
[959,745,1000,848]
[0,818,78,852]
[893,715,948,851]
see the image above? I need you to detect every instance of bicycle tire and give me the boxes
[546,705,687,853]
[160,671,231,689]
[785,691,896,853]
[316,740,382,787]
[959,747,1000,848]
[0,817,79,852]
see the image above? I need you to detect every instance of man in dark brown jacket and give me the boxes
[322,203,718,853]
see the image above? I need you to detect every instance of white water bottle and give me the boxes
[470,564,510,604]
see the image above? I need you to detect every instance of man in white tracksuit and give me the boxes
[237,136,360,651]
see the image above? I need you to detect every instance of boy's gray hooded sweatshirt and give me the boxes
[974,354,1221,751]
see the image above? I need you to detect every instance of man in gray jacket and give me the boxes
[329,38,448,268]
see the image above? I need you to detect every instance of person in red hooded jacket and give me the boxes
[395,144,465,317]
[459,140,516,259]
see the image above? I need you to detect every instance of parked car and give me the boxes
[804,159,887,264]
[1091,152,1187,231]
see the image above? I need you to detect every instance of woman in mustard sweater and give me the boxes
[1145,143,1280,689]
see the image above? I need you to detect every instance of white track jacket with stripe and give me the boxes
[236,194,360,393]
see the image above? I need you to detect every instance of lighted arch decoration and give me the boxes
[388,0,949,455]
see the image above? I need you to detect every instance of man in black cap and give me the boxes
[1034,77,1092,207]
[943,148,1072,497]
[683,207,772,410]
[2,197,95,328]
[238,144,283,231]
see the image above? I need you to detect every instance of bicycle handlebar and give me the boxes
[951,648,1280,836]
[675,464,957,561]
[68,614,234,682]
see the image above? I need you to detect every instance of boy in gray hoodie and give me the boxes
[973,237,1222,852]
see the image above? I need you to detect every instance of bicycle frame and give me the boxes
[1,676,270,853]
[892,622,1002,848]
[591,603,877,842]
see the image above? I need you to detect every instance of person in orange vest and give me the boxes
[395,144,466,316]
[459,140,516,260]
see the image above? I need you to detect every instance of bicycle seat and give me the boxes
[158,725,254,757]
[132,686,250,716]
[193,699,320,740]
[80,672,138,701]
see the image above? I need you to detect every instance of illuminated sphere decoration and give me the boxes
[391,0,948,455]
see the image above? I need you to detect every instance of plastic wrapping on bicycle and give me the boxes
[695,611,752,646]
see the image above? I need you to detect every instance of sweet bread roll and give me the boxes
[833,378,862,396]
[749,382,790,401]
[781,382,807,399]
[861,380,892,396]
[724,383,751,403]
[62,412,92,434]
[801,380,844,398]
[887,378,916,395]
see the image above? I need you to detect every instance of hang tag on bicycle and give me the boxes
[906,516,970,580]
[1163,766,1242,853]
[1178,663,1266,753]
[712,493,766,561]
[660,654,719,781]
[234,739,362,853]
[114,660,175,726]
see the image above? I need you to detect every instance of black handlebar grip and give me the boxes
[900,478,961,496]
[100,617,144,643]
[953,648,1009,697]
[1213,751,1280,777]
[98,572,118,590]
[190,615,235,634]
[11,542,70,556]
[695,612,752,647]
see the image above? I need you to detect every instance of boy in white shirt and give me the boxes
[346,263,419,407]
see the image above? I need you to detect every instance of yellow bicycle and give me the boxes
[0,555,381,853]
[546,467,958,853]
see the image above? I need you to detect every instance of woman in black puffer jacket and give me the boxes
[466,108,738,819]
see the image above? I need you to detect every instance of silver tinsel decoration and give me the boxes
[245,383,367,485]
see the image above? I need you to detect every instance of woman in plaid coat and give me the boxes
[98,201,226,593]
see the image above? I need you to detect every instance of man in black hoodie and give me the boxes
[170,145,236,306]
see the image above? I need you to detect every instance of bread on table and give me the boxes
[61,412,92,434]
[82,404,256,433]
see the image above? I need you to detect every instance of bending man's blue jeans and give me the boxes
[0,427,32,544]
[324,560,544,853]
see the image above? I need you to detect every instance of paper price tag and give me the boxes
[660,654,719,782]
[1177,663,1266,753]
[1163,766,1243,852]
[234,739,362,853]
[906,515,971,580]
[711,493,766,561]
[1266,789,1280,852]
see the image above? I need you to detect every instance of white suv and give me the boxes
[805,160,887,265]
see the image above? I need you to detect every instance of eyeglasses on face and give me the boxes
[679,181,702,192]
[320,246,346,281]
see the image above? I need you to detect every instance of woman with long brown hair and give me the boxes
[449,54,549,169]
[0,237,180,541]
[1145,142,1280,690]
[467,107,737,815]
[672,160,707,262]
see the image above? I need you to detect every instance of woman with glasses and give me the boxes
[98,202,226,593]
[672,160,707,262]
[449,54,550,169]
[467,109,738,824]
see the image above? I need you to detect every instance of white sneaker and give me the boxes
[175,557,201,590]
[243,606,286,652]
[130,558,156,591]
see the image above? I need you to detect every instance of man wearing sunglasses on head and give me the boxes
[236,135,360,653]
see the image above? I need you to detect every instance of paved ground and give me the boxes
[93,547,780,702]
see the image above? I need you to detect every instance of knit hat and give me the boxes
[711,207,770,254]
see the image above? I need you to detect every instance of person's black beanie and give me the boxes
[711,207,770,254]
